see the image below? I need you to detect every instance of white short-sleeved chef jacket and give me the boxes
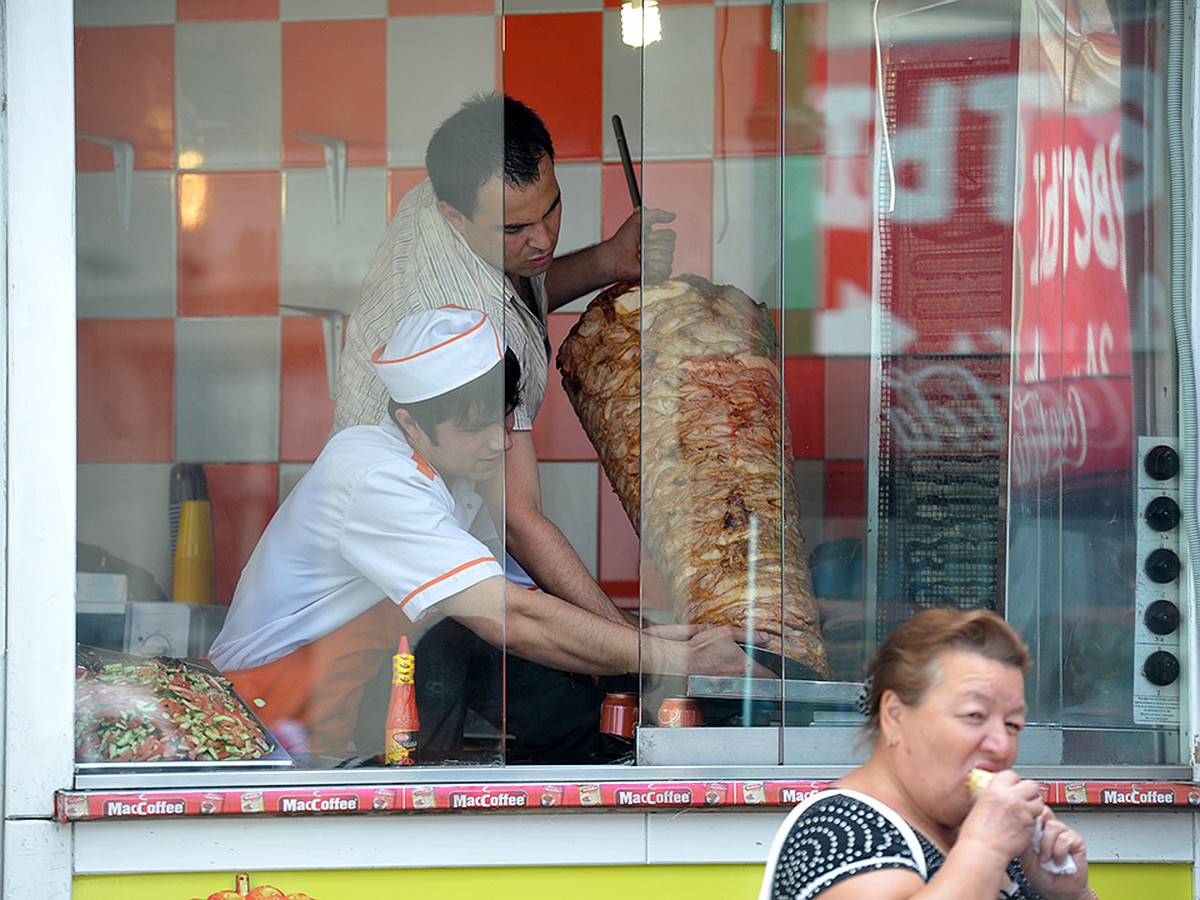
[207,419,505,672]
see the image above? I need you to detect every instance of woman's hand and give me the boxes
[1018,808,1092,900]
[956,770,1045,863]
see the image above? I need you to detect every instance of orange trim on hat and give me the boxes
[370,306,499,366]
[401,557,495,606]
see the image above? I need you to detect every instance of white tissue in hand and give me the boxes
[1032,818,1078,875]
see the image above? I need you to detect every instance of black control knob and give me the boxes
[1143,650,1180,686]
[1144,444,1180,481]
[1145,548,1181,584]
[1145,600,1181,635]
[1144,496,1182,532]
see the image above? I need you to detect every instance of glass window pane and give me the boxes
[73,0,1184,780]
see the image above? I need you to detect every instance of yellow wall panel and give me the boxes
[73,861,1191,900]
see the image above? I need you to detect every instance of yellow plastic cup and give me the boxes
[173,499,214,604]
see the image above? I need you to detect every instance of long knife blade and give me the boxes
[612,114,642,210]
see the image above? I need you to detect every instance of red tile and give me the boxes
[77,320,175,463]
[604,0,712,7]
[598,476,638,589]
[178,172,281,316]
[784,356,825,460]
[824,459,865,519]
[532,313,600,462]
[604,160,712,280]
[827,25,874,89]
[596,456,674,614]
[388,168,428,220]
[280,316,336,463]
[824,356,870,459]
[177,0,279,21]
[824,155,873,311]
[600,0,710,8]
[391,0,492,13]
[637,550,672,614]
[504,13,603,162]
[75,26,175,172]
[204,464,280,607]
[282,20,387,168]
[715,5,780,158]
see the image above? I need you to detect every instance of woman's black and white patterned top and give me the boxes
[759,789,1042,900]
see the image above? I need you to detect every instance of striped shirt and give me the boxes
[333,179,550,433]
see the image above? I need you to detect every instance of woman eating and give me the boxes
[759,608,1097,900]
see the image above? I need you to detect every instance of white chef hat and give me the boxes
[371,305,504,403]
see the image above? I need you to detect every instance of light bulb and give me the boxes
[621,0,662,48]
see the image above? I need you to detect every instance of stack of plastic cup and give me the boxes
[173,499,215,604]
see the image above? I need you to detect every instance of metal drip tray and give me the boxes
[635,679,869,766]
[687,676,864,706]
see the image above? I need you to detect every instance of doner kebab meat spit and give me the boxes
[557,275,829,679]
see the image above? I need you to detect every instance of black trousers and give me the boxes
[410,618,607,765]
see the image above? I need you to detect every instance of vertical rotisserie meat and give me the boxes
[557,275,829,679]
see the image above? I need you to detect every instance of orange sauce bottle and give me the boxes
[383,635,419,765]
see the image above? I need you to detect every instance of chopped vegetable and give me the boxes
[75,655,274,763]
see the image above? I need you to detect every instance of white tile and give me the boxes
[537,461,599,577]
[77,170,177,319]
[281,166,389,315]
[175,317,281,463]
[826,0,878,49]
[74,0,176,27]
[554,161,602,255]
[279,463,311,503]
[387,16,497,167]
[603,5,715,162]
[281,0,386,20]
[78,463,174,600]
[176,22,282,171]
[548,162,609,314]
[822,84,875,158]
[712,156,783,308]
[603,13,644,160]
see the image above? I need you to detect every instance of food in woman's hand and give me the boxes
[965,767,994,798]
[966,767,1080,876]
[557,276,829,678]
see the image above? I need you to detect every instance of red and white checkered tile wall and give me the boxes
[75,0,871,606]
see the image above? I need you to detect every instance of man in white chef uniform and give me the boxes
[210,307,764,763]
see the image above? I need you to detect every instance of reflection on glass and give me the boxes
[73,0,1182,776]
[1006,0,1178,762]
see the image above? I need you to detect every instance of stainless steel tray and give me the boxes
[75,644,293,770]
[687,675,864,706]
